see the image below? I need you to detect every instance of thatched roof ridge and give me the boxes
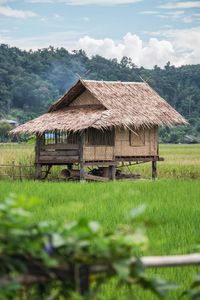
[11,79,187,135]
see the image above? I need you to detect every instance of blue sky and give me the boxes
[0,0,200,67]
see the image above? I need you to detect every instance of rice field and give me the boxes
[0,143,200,179]
[0,143,200,299]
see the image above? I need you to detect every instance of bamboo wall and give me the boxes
[115,127,158,157]
[84,146,114,161]
[83,127,158,161]
[69,90,101,106]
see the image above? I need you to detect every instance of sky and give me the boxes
[0,0,200,68]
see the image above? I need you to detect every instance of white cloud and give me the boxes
[158,10,194,23]
[168,10,185,17]
[0,5,38,18]
[77,29,200,67]
[159,1,200,9]
[27,0,143,4]
[140,10,158,15]
[151,27,200,65]
[77,33,176,68]
[157,9,197,24]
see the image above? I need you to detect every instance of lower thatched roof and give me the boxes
[11,79,187,135]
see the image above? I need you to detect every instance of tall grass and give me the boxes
[126,144,200,179]
[0,143,34,165]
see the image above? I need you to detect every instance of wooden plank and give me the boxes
[115,156,160,162]
[158,157,164,161]
[42,144,79,150]
[40,150,79,156]
[39,160,78,164]
[84,161,116,166]
[84,174,109,182]
[39,156,79,162]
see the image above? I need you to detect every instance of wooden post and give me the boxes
[35,134,42,179]
[55,130,58,144]
[152,159,157,180]
[79,131,85,181]
[109,165,116,181]
[12,161,15,180]
[19,163,22,181]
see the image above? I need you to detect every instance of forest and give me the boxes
[0,44,199,143]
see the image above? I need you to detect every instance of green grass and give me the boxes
[0,179,200,299]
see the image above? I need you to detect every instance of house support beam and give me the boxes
[152,159,157,180]
[79,131,85,181]
[109,165,116,181]
[35,134,42,179]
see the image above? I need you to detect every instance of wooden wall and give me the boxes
[84,146,114,161]
[38,143,79,164]
[37,126,158,164]
[115,127,158,157]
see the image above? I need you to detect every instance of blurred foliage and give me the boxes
[0,121,12,142]
[0,195,180,299]
[0,44,199,143]
[182,275,200,299]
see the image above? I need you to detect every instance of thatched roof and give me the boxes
[11,79,187,134]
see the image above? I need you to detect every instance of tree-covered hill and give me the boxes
[0,44,199,143]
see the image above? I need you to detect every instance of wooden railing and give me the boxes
[39,144,80,164]
[0,162,34,180]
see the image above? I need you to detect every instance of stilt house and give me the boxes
[11,79,187,180]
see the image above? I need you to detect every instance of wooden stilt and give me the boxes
[79,131,85,181]
[109,165,116,181]
[35,164,42,179]
[152,159,157,180]
[35,134,42,179]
